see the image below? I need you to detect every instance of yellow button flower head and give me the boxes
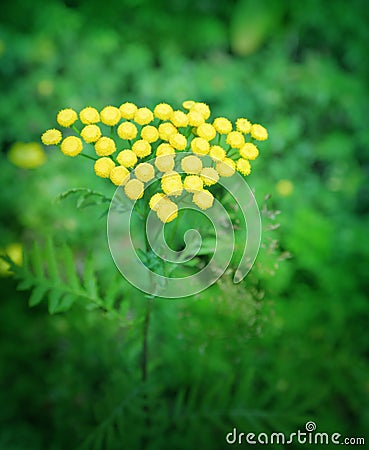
[79,107,100,125]
[158,122,177,141]
[201,167,219,186]
[193,190,214,210]
[135,162,155,182]
[213,117,232,134]
[154,103,173,121]
[239,142,259,160]
[155,155,175,172]
[141,125,159,143]
[110,165,130,186]
[132,140,151,158]
[236,158,251,176]
[251,124,268,141]
[149,192,165,211]
[61,136,83,157]
[156,198,178,223]
[181,155,202,174]
[182,100,195,110]
[117,122,138,140]
[226,131,245,149]
[100,106,121,126]
[236,118,251,134]
[169,133,187,151]
[187,111,205,127]
[94,157,115,178]
[216,158,236,177]
[9,142,46,169]
[190,102,211,120]
[124,179,144,200]
[57,108,78,127]
[171,110,189,128]
[196,123,216,141]
[80,124,101,143]
[95,137,116,156]
[119,102,138,120]
[41,129,62,145]
[183,175,203,193]
[134,107,153,125]
[191,137,210,155]
[156,143,175,156]
[209,145,226,161]
[117,149,137,168]
[161,171,183,197]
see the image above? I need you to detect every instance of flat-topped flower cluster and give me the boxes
[41,101,268,222]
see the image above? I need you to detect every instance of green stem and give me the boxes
[79,152,97,161]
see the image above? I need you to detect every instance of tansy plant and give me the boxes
[41,101,268,226]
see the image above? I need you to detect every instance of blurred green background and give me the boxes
[1,0,369,448]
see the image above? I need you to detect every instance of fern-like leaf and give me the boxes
[4,238,128,320]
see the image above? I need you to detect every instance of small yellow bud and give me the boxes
[193,190,214,210]
[95,137,116,156]
[80,124,101,143]
[57,108,78,127]
[239,143,259,160]
[100,106,121,126]
[132,140,151,158]
[110,165,130,186]
[134,107,153,125]
[201,167,219,186]
[181,155,202,174]
[119,102,138,120]
[209,145,226,161]
[236,158,251,176]
[60,136,83,157]
[94,157,115,178]
[154,103,173,121]
[141,125,159,143]
[41,129,62,146]
[213,117,232,134]
[117,122,138,140]
[191,137,209,155]
[79,107,100,125]
[171,110,189,128]
[226,131,245,149]
[183,175,203,193]
[124,179,144,200]
[216,158,235,177]
[196,123,216,141]
[236,118,251,134]
[169,133,187,151]
[135,162,155,182]
[250,124,268,141]
[117,150,137,168]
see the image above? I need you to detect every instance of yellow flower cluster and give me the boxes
[41,101,268,222]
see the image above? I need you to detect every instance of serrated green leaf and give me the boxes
[83,256,98,298]
[17,278,34,291]
[46,237,59,283]
[29,285,48,307]
[61,243,80,290]
[48,289,63,314]
[58,293,76,311]
[31,241,44,279]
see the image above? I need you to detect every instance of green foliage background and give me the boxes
[1,0,369,448]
